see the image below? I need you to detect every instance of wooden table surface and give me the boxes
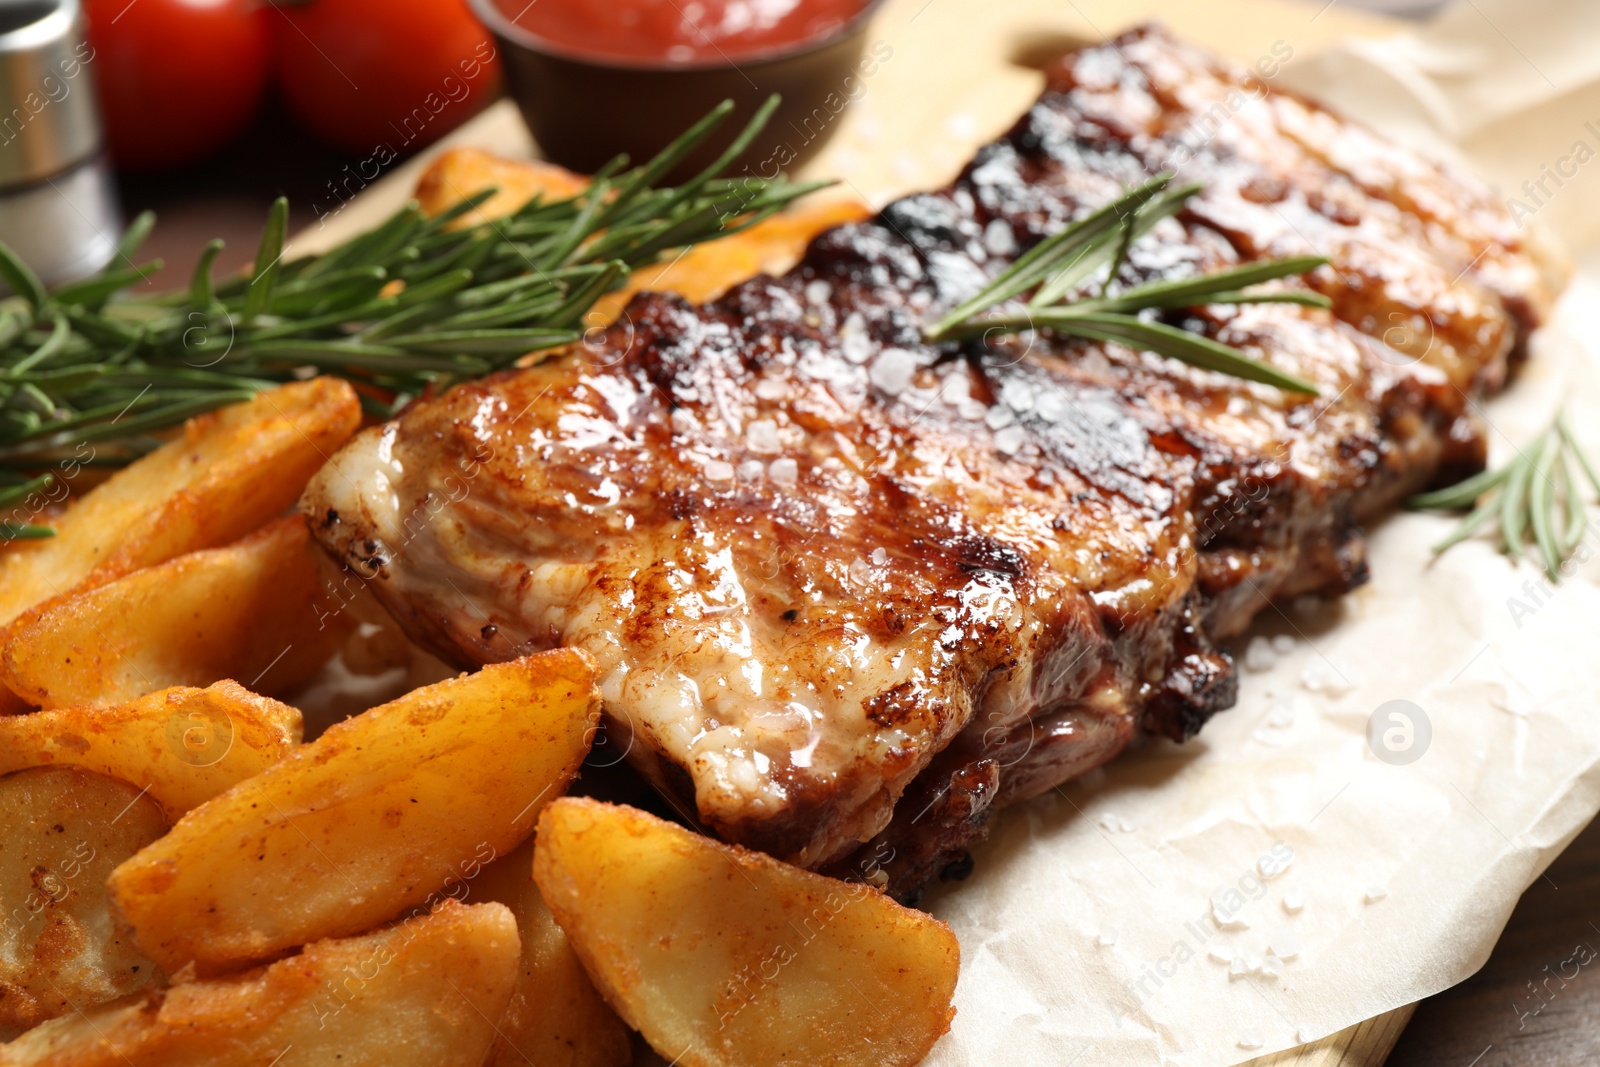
[111,61,1600,1067]
[1387,814,1600,1067]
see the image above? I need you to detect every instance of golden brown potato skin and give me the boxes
[475,837,633,1067]
[1,518,350,710]
[1,517,350,709]
[413,148,591,225]
[414,145,872,319]
[533,798,958,1067]
[0,768,168,1036]
[108,650,599,974]
[0,378,360,636]
[0,682,302,819]
[0,900,521,1067]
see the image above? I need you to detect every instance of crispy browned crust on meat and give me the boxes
[303,26,1561,896]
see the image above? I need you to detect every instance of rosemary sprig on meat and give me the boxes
[1409,409,1600,581]
[923,174,1327,395]
[0,97,822,538]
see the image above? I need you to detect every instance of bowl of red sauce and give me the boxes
[469,0,885,180]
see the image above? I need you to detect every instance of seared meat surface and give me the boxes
[303,27,1560,894]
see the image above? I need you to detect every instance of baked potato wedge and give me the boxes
[0,377,360,632]
[414,148,871,320]
[0,899,520,1067]
[0,682,302,818]
[109,650,599,974]
[1,516,350,708]
[0,767,167,1035]
[533,798,960,1067]
[475,837,632,1067]
[414,148,590,227]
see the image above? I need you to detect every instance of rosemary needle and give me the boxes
[1409,410,1600,581]
[0,96,826,539]
[923,173,1327,395]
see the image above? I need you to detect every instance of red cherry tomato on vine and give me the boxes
[84,0,271,171]
[270,0,502,155]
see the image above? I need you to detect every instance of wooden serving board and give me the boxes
[1248,1006,1415,1067]
[306,1,1417,1063]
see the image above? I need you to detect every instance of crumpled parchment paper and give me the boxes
[912,1,1600,1063]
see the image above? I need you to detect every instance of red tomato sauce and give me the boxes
[499,0,870,63]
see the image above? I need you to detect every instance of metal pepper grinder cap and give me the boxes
[0,0,118,287]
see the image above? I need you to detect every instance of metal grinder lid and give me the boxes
[0,0,101,190]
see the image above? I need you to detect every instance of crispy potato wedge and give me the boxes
[414,148,591,226]
[0,768,167,1035]
[2,516,351,708]
[414,147,872,318]
[0,899,520,1067]
[0,377,360,632]
[475,837,632,1067]
[534,799,960,1067]
[600,194,873,314]
[109,649,599,974]
[0,682,302,818]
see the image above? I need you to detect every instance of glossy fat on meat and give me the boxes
[302,26,1561,893]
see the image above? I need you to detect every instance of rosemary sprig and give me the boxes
[924,174,1327,394]
[0,96,824,536]
[0,467,55,540]
[1409,409,1600,581]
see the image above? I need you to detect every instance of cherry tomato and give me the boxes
[84,0,271,171]
[271,0,501,155]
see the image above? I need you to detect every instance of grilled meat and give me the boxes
[303,26,1561,895]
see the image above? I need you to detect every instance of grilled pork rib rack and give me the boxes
[304,27,1561,896]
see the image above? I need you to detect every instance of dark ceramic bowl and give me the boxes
[467,0,885,181]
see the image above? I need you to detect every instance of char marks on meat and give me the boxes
[303,27,1561,896]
